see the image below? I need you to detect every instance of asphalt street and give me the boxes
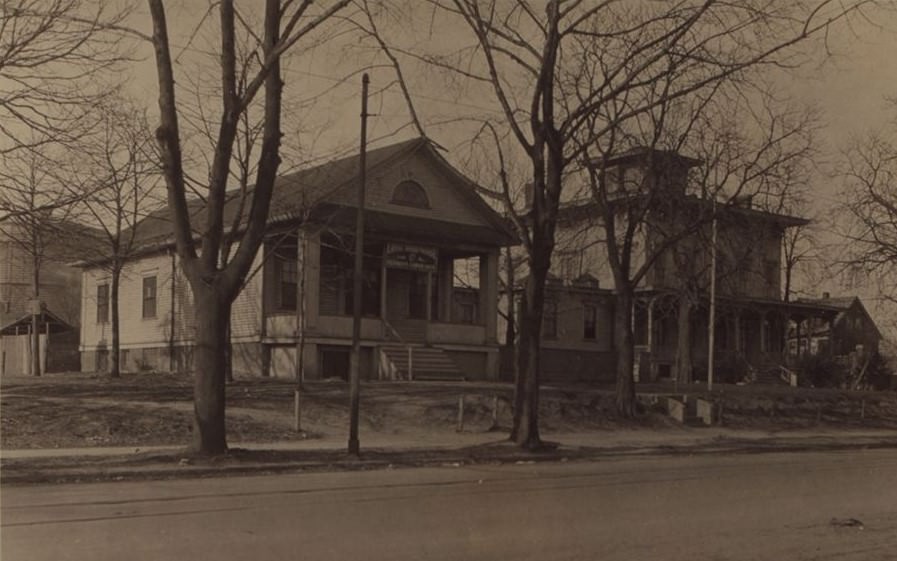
[2,449,896,560]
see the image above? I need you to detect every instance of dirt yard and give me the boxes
[2,372,896,450]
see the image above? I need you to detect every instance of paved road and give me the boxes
[2,449,896,560]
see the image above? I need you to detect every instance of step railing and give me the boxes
[778,365,799,387]
[381,318,414,381]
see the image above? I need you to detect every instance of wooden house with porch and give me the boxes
[538,147,843,384]
[78,138,515,380]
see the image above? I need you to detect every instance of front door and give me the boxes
[386,269,429,321]
[408,271,428,319]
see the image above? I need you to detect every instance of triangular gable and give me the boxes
[306,139,514,240]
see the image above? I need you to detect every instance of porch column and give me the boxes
[795,318,802,357]
[380,259,388,322]
[302,231,320,331]
[827,316,835,356]
[438,254,454,322]
[479,250,499,343]
[425,272,433,320]
[760,312,768,353]
[647,296,656,351]
[733,310,742,356]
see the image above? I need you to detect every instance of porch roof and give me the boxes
[635,291,843,319]
[0,309,73,335]
[309,203,515,247]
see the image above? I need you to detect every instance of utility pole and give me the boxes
[707,198,717,391]
[348,73,369,456]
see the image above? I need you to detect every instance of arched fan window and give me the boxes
[391,180,430,209]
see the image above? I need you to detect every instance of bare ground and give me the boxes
[2,372,896,450]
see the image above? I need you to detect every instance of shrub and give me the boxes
[865,352,895,391]
[794,354,848,388]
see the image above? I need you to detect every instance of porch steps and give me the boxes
[380,345,465,381]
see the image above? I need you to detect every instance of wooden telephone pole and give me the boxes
[348,73,369,456]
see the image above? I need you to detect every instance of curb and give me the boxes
[3,437,897,486]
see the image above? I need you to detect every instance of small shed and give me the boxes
[0,309,79,376]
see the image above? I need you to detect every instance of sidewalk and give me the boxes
[3,427,896,485]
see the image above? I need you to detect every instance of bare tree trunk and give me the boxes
[783,264,793,303]
[31,313,40,377]
[30,250,40,377]
[224,318,234,383]
[614,288,636,417]
[190,285,231,455]
[504,246,516,348]
[511,249,549,449]
[675,296,692,384]
[110,264,121,378]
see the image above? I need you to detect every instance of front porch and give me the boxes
[634,293,841,384]
[261,230,501,381]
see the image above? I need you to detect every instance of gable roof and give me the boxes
[796,295,883,340]
[0,308,73,335]
[128,137,515,253]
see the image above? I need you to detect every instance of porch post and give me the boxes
[380,259,388,322]
[827,315,835,356]
[734,310,742,356]
[438,254,453,322]
[303,231,320,332]
[647,296,655,351]
[480,250,499,343]
[425,271,433,321]
[760,312,767,354]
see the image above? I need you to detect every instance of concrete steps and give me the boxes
[380,345,465,381]
[665,396,715,426]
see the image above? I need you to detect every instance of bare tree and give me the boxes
[838,98,897,306]
[73,97,161,379]
[147,0,354,455]
[412,0,879,444]
[0,0,133,154]
[0,144,85,375]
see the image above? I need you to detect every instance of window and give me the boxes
[391,180,430,208]
[97,284,109,324]
[583,304,597,340]
[764,259,779,287]
[557,250,581,281]
[542,300,558,339]
[275,254,298,311]
[142,276,157,318]
[459,303,476,324]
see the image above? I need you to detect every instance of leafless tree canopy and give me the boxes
[394,0,886,432]
[0,0,132,154]
[839,100,897,304]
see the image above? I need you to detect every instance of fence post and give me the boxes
[457,394,465,432]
